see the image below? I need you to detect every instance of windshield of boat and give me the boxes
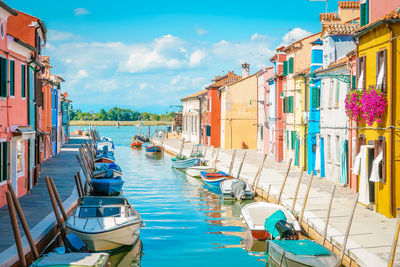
[79,206,121,217]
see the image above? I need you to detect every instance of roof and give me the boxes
[181,89,208,101]
[324,23,360,35]
[8,10,47,46]
[293,67,311,77]
[210,72,242,88]
[355,8,400,37]
[312,57,347,75]
[0,1,17,16]
[283,32,320,52]
[320,13,340,22]
[338,1,360,9]
[8,34,36,52]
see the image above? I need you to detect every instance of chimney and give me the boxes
[241,63,250,78]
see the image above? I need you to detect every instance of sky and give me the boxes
[10,0,341,114]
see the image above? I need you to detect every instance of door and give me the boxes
[10,140,17,195]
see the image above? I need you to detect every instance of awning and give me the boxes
[10,126,36,140]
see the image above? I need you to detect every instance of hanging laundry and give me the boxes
[315,135,321,172]
[339,140,348,185]
[369,151,383,182]
[352,152,362,175]
[358,145,374,205]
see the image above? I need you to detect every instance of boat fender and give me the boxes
[66,233,87,252]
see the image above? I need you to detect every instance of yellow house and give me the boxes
[354,10,400,217]
[220,68,258,149]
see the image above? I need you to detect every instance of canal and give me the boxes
[73,126,266,266]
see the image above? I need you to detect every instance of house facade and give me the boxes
[181,90,207,144]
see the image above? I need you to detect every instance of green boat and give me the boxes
[267,240,340,267]
[30,252,109,267]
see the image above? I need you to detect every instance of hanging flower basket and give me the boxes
[345,86,388,126]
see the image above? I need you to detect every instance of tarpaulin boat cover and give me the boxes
[271,240,331,256]
[231,179,246,200]
[264,210,287,239]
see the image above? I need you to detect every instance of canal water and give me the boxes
[72,126,266,266]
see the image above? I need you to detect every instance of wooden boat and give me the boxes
[95,140,114,153]
[185,166,216,178]
[241,202,301,240]
[267,240,340,267]
[172,157,201,169]
[130,140,142,148]
[220,179,254,200]
[94,163,123,178]
[66,196,143,252]
[200,171,231,187]
[31,252,109,267]
[145,145,162,154]
[91,176,124,195]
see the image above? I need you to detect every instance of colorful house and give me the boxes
[352,5,400,217]
[220,64,258,149]
[256,67,274,154]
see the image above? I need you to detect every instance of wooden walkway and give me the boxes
[0,135,85,255]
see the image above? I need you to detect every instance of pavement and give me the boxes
[155,137,400,267]
[0,135,86,266]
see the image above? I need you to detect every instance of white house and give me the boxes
[181,89,207,144]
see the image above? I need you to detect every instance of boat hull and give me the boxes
[185,166,215,177]
[200,171,230,187]
[145,146,162,154]
[67,223,141,252]
[91,177,124,195]
[172,158,201,169]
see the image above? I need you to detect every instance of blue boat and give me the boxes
[200,171,231,187]
[172,157,201,169]
[145,145,162,154]
[91,176,124,195]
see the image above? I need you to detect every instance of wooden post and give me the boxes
[277,158,293,204]
[49,177,68,222]
[179,138,185,156]
[299,171,314,224]
[291,168,304,211]
[322,185,336,246]
[190,144,195,158]
[266,184,271,202]
[74,175,83,198]
[236,151,247,178]
[77,172,85,196]
[340,193,359,263]
[45,177,69,252]
[7,184,39,260]
[253,154,268,190]
[202,146,208,161]
[6,192,27,267]
[388,208,400,267]
[228,149,237,176]
[213,149,220,169]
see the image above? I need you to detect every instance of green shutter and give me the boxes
[291,131,296,150]
[283,97,286,113]
[10,60,14,96]
[351,75,356,90]
[0,58,7,97]
[5,142,8,181]
[21,65,26,98]
[360,0,369,26]
[206,125,211,136]
[283,61,288,76]
[289,96,294,113]
[312,87,320,109]
[261,125,263,140]
[365,0,369,25]
[289,57,294,74]
[287,130,289,147]
[1,142,9,181]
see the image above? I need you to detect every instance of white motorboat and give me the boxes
[220,179,254,200]
[185,166,216,178]
[66,196,143,252]
[241,202,300,240]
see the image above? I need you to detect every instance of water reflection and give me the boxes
[109,239,143,266]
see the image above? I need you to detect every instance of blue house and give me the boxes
[51,86,58,155]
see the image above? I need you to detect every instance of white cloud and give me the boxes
[48,29,78,42]
[189,49,206,66]
[74,8,90,16]
[282,28,313,45]
[140,83,149,90]
[76,69,88,79]
[196,25,208,36]
[250,33,268,41]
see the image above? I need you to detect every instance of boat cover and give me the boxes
[31,252,109,266]
[264,210,287,238]
[271,240,331,256]
[231,179,246,200]
[96,163,122,178]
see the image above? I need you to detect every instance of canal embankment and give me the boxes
[153,137,400,267]
[0,135,86,267]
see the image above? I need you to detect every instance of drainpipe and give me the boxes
[387,24,395,216]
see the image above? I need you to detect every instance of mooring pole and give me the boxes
[228,149,237,176]
[299,171,314,224]
[388,208,400,267]
[179,138,185,156]
[213,149,220,170]
[236,151,247,178]
[321,185,336,246]
[266,184,271,202]
[339,193,359,263]
[277,158,293,204]
[76,172,85,196]
[49,177,68,222]
[6,192,27,267]
[291,168,304,211]
[202,146,208,161]
[74,175,83,198]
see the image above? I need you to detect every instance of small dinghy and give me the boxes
[200,171,231,187]
[130,140,142,148]
[91,176,124,195]
[267,239,340,267]
[66,196,143,252]
[94,163,123,178]
[172,157,201,169]
[31,252,109,267]
[145,145,162,154]
[220,179,253,200]
[241,202,300,240]
[95,140,114,154]
[185,166,216,178]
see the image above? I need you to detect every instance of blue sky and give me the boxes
[10,0,341,113]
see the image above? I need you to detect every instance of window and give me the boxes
[376,49,387,93]
[286,130,289,147]
[21,64,26,98]
[283,96,294,113]
[283,61,288,76]
[351,75,356,90]
[311,86,320,109]
[335,135,340,163]
[16,140,25,177]
[0,142,9,182]
[335,80,340,107]
[329,79,334,108]
[0,57,8,97]
[291,131,296,150]
[360,0,369,27]
[9,60,14,96]
[289,57,294,74]
[326,135,331,162]
[357,56,366,90]
[206,125,211,137]
[261,125,263,140]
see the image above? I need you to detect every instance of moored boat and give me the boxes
[31,252,110,267]
[66,196,143,252]
[91,176,124,195]
[220,179,253,200]
[185,166,216,178]
[241,202,301,240]
[130,140,142,148]
[145,145,162,154]
[95,140,114,154]
[172,157,201,169]
[200,171,231,187]
[267,239,340,267]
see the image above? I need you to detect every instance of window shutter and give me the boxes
[290,96,294,113]
[9,60,14,96]
[317,86,321,107]
[261,125,263,140]
[360,2,366,26]
[287,130,289,147]
[206,125,211,136]
[383,49,387,93]
[0,58,7,97]
[283,97,286,113]
[5,142,8,181]
[283,61,288,76]
[363,56,366,89]
[365,0,369,25]
[289,57,294,74]
[351,75,356,90]
[36,78,43,107]
[21,65,26,98]
[312,88,317,109]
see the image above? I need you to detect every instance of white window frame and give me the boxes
[16,140,25,178]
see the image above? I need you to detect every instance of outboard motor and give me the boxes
[275,219,297,240]
[231,180,247,200]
